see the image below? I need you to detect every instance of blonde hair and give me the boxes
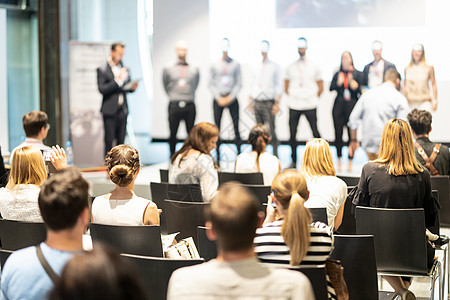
[301,138,336,178]
[374,119,423,176]
[408,44,426,67]
[272,169,311,265]
[7,146,47,189]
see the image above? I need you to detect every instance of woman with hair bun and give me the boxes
[92,145,159,225]
[235,124,280,186]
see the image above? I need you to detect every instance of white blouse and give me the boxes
[0,185,43,222]
[235,151,280,186]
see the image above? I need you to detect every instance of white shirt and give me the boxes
[368,60,385,88]
[304,176,347,227]
[251,59,282,100]
[235,151,280,186]
[284,57,322,110]
[0,185,43,222]
[10,138,50,162]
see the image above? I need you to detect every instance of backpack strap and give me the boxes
[36,244,59,284]
[415,142,440,176]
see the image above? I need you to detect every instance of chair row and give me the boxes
[160,169,264,185]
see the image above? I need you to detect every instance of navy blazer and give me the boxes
[362,59,397,87]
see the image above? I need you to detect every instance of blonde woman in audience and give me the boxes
[169,122,219,201]
[254,169,335,299]
[0,146,66,222]
[92,145,159,226]
[301,138,347,230]
[235,124,280,186]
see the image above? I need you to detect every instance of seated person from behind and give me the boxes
[407,108,450,176]
[167,182,314,299]
[1,168,90,300]
[301,138,347,230]
[0,146,66,222]
[92,145,159,226]
[235,124,281,186]
[169,122,219,201]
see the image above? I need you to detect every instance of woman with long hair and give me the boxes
[330,51,364,171]
[301,138,347,230]
[404,43,437,112]
[235,124,280,186]
[353,119,436,299]
[0,146,66,221]
[169,122,219,201]
[254,169,334,298]
[92,145,159,225]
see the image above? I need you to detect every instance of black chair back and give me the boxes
[159,169,169,183]
[197,226,217,261]
[431,175,450,226]
[242,184,271,211]
[90,223,163,257]
[336,186,356,234]
[0,249,13,269]
[330,235,378,300]
[150,182,202,234]
[122,254,204,300]
[309,207,328,224]
[355,207,428,274]
[218,172,264,185]
[0,219,46,250]
[291,267,328,300]
[337,176,360,186]
[164,200,210,247]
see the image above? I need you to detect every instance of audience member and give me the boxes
[50,245,147,300]
[1,167,90,300]
[169,122,219,201]
[407,109,450,175]
[167,182,314,299]
[348,68,409,160]
[254,169,334,299]
[363,40,397,89]
[235,124,281,186]
[92,145,159,226]
[0,146,66,222]
[352,119,437,299]
[301,139,347,230]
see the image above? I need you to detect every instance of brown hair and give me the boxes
[205,182,259,252]
[171,122,219,167]
[22,111,48,137]
[248,124,271,172]
[7,146,47,189]
[384,68,401,83]
[374,119,423,176]
[407,108,432,135]
[301,138,336,178]
[105,145,140,187]
[272,169,311,265]
[111,42,125,51]
[408,43,426,67]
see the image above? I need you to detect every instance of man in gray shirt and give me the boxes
[163,40,200,157]
[167,183,314,300]
[209,38,242,161]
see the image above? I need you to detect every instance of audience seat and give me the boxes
[290,266,328,300]
[431,175,450,227]
[335,186,356,234]
[197,226,216,262]
[309,207,328,224]
[218,172,264,186]
[337,175,360,187]
[0,219,46,251]
[241,184,271,212]
[159,169,169,183]
[0,249,13,269]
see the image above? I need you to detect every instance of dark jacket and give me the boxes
[362,59,397,87]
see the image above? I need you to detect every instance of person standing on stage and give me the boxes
[330,51,364,172]
[97,42,138,156]
[249,40,282,156]
[163,40,200,157]
[209,38,242,161]
[404,43,438,112]
[362,40,397,89]
[285,37,323,168]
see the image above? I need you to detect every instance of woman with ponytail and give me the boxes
[254,169,334,298]
[235,124,280,186]
[92,145,159,225]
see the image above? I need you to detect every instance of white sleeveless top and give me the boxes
[235,151,280,186]
[91,194,151,226]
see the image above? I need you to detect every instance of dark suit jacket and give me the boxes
[362,59,397,87]
[97,61,132,117]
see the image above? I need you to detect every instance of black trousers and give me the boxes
[254,100,279,156]
[332,97,357,158]
[213,98,241,161]
[103,108,127,156]
[289,108,321,163]
[169,101,196,157]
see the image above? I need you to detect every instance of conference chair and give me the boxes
[218,172,264,185]
[122,253,204,300]
[150,182,202,234]
[431,176,450,227]
[335,186,356,234]
[197,226,217,262]
[290,266,328,300]
[355,207,442,300]
[90,223,163,257]
[337,175,360,187]
[0,249,13,269]
[309,207,328,224]
[159,169,169,183]
[0,219,46,251]
[164,199,210,247]
[241,184,271,211]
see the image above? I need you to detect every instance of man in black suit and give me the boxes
[363,40,397,89]
[97,42,138,156]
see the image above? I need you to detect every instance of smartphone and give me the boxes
[270,192,277,209]
[40,149,57,174]
[41,149,53,161]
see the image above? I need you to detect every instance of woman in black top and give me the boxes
[353,119,437,299]
[330,51,364,172]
